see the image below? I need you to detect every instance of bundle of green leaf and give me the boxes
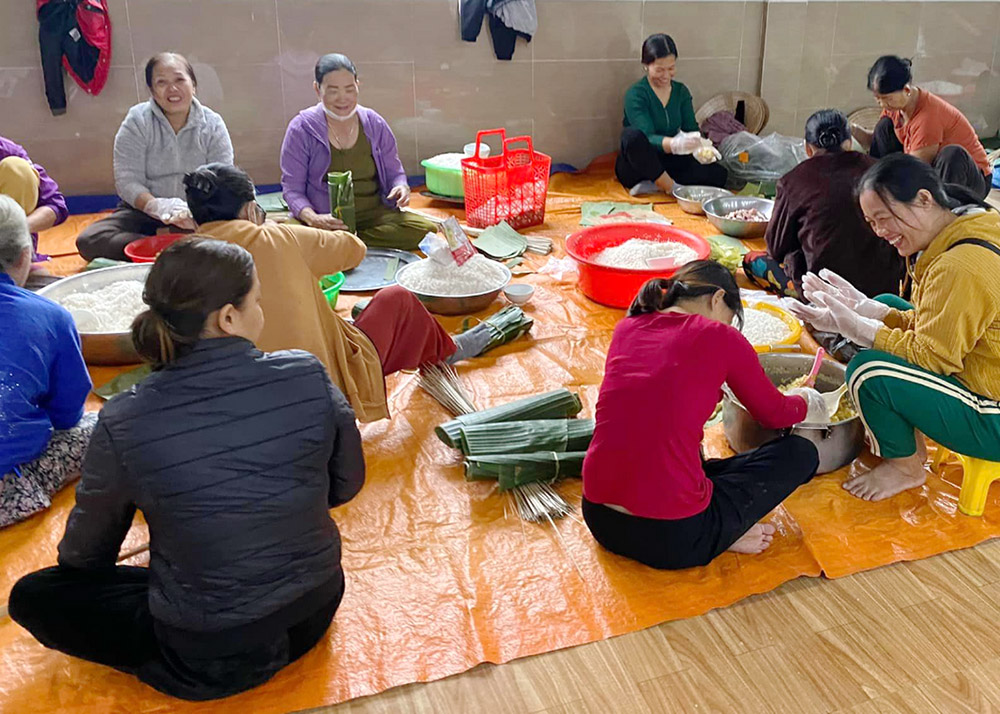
[580,201,672,227]
[457,419,594,456]
[466,452,587,491]
[435,389,583,448]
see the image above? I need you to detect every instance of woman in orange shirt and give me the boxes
[851,56,990,198]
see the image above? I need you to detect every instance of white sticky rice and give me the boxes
[58,280,146,333]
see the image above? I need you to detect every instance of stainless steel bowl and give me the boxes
[722,353,864,474]
[703,196,775,239]
[395,260,511,316]
[672,185,733,215]
[37,264,151,365]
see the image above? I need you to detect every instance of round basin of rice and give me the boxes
[395,255,511,315]
[37,263,151,365]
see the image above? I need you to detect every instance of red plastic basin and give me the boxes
[123,233,187,263]
[565,223,711,309]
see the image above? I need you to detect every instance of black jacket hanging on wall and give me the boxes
[37,0,112,115]
[460,0,537,61]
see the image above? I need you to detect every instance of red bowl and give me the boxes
[123,233,187,263]
[565,223,711,309]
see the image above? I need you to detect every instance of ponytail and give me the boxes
[130,237,256,366]
[627,259,743,326]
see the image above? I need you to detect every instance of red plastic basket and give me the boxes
[565,223,711,309]
[461,129,551,229]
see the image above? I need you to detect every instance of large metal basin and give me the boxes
[37,264,150,365]
[703,196,774,239]
[395,259,511,316]
[722,353,864,474]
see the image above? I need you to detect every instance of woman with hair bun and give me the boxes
[743,109,905,299]
[187,162,514,423]
[9,237,364,701]
[582,261,822,570]
[851,55,990,197]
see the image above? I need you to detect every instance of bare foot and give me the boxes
[843,457,926,501]
[727,523,776,554]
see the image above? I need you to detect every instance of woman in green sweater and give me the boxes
[616,34,727,195]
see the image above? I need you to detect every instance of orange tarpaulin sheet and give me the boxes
[2,156,999,713]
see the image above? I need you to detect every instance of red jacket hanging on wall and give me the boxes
[36,0,111,115]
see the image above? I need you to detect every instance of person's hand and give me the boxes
[669,131,705,155]
[802,269,890,320]
[813,293,881,348]
[303,211,347,231]
[387,184,410,209]
[693,142,722,165]
[144,197,193,227]
[785,386,829,424]
[781,297,840,334]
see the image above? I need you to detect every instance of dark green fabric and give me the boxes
[874,294,914,311]
[622,77,698,154]
[847,349,1000,460]
[329,131,381,221]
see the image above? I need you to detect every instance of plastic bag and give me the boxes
[538,256,578,282]
[719,132,807,182]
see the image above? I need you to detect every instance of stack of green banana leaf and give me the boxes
[435,389,593,492]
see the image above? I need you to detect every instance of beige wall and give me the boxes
[1,0,997,197]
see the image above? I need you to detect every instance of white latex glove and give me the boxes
[786,386,829,424]
[801,269,891,320]
[670,131,705,155]
[813,293,882,347]
[693,142,722,165]
[387,184,410,209]
[145,197,194,229]
[781,297,841,334]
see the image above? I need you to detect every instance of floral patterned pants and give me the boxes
[1,413,98,528]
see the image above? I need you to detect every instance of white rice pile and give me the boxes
[398,254,508,296]
[59,280,146,333]
[592,239,698,269]
[428,153,466,170]
[742,307,792,346]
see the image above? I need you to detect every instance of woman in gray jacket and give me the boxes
[9,238,364,701]
[76,53,234,261]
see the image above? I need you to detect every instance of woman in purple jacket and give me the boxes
[280,54,434,250]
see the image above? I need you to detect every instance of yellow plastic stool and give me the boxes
[934,448,1000,517]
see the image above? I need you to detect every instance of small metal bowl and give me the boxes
[37,263,151,365]
[703,196,775,239]
[395,260,511,316]
[672,185,733,215]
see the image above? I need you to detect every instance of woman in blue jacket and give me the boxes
[10,237,365,701]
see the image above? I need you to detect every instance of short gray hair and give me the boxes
[0,194,32,273]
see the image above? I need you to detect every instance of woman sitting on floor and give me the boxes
[787,154,1000,502]
[615,33,727,197]
[743,109,905,299]
[280,53,434,250]
[582,262,822,570]
[9,238,364,701]
[188,163,512,422]
[0,195,94,529]
[75,52,234,261]
[850,56,991,199]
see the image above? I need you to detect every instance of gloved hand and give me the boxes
[801,269,891,320]
[670,131,705,155]
[144,197,195,229]
[781,297,841,335]
[813,293,882,348]
[786,386,829,424]
[693,142,722,165]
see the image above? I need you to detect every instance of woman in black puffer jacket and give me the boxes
[9,237,365,701]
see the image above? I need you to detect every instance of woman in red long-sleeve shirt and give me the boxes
[582,262,823,570]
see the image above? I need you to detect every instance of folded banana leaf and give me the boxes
[436,389,582,448]
[480,305,534,352]
[94,364,153,399]
[457,419,594,456]
[465,451,587,490]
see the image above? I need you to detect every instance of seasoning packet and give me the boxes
[441,216,476,266]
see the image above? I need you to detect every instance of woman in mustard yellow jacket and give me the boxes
[788,154,1000,502]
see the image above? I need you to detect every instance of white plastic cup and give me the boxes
[464,142,490,159]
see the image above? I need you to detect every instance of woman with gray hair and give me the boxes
[0,194,95,527]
